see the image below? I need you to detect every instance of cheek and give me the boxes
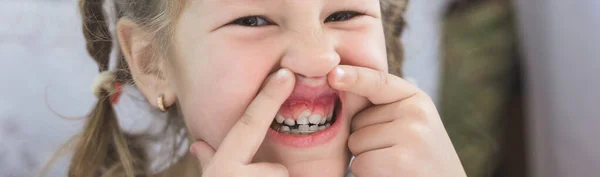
[335,22,388,117]
[336,23,388,72]
[173,34,280,148]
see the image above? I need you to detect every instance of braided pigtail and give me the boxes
[68,0,146,177]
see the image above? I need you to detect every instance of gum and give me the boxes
[277,96,336,120]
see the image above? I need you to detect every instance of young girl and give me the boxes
[64,0,466,176]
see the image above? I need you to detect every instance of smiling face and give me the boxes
[166,0,388,176]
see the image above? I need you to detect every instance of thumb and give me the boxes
[190,140,215,169]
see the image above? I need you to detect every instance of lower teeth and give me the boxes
[275,122,332,135]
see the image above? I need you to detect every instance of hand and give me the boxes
[189,68,295,177]
[328,65,467,177]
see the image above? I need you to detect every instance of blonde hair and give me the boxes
[53,0,409,177]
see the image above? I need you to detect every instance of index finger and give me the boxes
[327,65,420,104]
[214,68,295,164]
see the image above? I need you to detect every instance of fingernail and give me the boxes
[275,68,290,81]
[334,67,346,83]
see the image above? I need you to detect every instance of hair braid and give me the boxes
[68,0,145,177]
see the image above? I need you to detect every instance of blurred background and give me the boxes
[0,0,598,176]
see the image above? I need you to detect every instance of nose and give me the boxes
[280,29,340,78]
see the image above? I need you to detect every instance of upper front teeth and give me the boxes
[275,115,285,124]
[296,110,311,124]
[275,108,333,127]
[308,114,322,124]
[284,118,295,126]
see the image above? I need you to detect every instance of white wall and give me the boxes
[514,0,600,177]
[0,1,95,177]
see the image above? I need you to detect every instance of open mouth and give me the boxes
[266,77,344,148]
[270,96,341,135]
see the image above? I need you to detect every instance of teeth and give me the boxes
[275,115,285,124]
[308,114,322,124]
[318,125,326,131]
[299,124,309,131]
[296,110,311,124]
[276,106,337,134]
[297,116,309,125]
[320,117,326,124]
[284,118,295,126]
[281,126,290,132]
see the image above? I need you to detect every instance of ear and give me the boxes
[116,18,177,110]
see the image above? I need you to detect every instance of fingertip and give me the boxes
[329,66,350,88]
[272,68,295,94]
[274,68,293,83]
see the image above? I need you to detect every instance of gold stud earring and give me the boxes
[157,94,166,112]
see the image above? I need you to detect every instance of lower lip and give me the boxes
[267,106,343,148]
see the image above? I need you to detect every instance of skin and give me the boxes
[117,0,466,176]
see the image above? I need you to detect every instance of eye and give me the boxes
[325,11,364,23]
[231,16,272,27]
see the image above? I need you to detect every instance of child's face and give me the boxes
[171,0,387,176]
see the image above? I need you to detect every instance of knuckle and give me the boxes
[375,71,389,92]
[238,112,256,127]
[405,121,433,141]
[398,92,436,124]
[377,71,389,86]
[393,146,417,168]
[260,90,279,102]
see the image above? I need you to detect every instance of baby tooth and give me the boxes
[291,129,300,134]
[281,126,290,132]
[299,124,309,131]
[320,117,326,124]
[297,116,309,125]
[325,123,331,128]
[318,126,326,131]
[284,118,296,126]
[275,115,285,124]
[327,111,333,121]
[308,114,322,124]
[309,125,318,131]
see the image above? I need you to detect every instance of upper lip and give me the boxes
[287,76,338,101]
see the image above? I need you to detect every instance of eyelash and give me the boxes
[230,10,365,27]
[324,11,365,23]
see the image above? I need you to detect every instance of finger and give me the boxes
[190,140,216,169]
[245,162,289,177]
[349,118,430,157]
[347,122,397,156]
[351,96,435,132]
[215,68,295,164]
[350,105,396,132]
[327,65,420,104]
[351,147,416,177]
